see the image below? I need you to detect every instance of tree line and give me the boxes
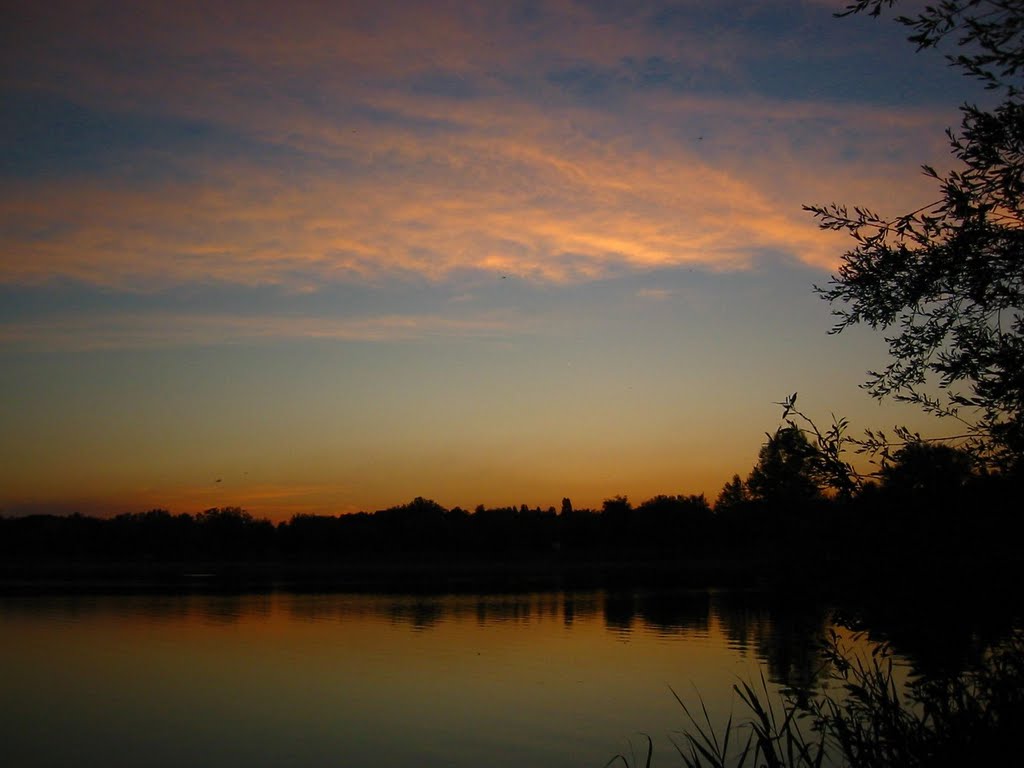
[2,425,1019,569]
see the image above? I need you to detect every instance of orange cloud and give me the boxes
[0,85,951,292]
[1,1,959,291]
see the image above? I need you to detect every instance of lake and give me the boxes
[0,589,910,767]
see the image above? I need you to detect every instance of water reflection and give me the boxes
[634,590,712,637]
[0,589,832,690]
[3,588,1015,768]
[385,598,440,630]
[563,592,602,627]
[714,591,830,692]
[0,591,275,624]
[8,586,1007,685]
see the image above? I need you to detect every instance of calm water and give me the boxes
[0,590,868,768]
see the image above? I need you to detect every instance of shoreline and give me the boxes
[0,555,773,594]
[1,548,1014,597]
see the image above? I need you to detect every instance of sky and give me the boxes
[0,0,986,519]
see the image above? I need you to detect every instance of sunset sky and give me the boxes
[0,0,985,519]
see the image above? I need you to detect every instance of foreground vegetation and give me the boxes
[609,631,1024,768]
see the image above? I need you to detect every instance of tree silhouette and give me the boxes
[195,506,273,557]
[715,474,750,512]
[633,494,713,553]
[880,441,975,497]
[746,426,823,505]
[808,0,1024,470]
[378,496,448,551]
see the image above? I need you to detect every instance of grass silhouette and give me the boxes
[609,630,1024,768]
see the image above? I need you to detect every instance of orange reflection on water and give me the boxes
[1,590,836,768]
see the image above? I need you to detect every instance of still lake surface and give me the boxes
[1,589,883,768]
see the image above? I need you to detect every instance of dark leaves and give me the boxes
[807,0,1024,471]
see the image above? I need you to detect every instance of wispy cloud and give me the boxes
[1,0,962,293]
[0,310,523,350]
[636,287,674,301]
[0,89,947,290]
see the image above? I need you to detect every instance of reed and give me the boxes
[609,630,1024,768]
